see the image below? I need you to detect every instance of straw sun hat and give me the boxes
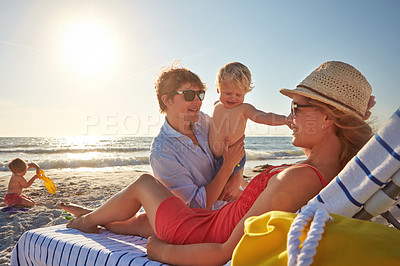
[280,61,372,120]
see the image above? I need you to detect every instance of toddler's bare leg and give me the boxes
[19,198,35,207]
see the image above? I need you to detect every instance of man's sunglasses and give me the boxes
[172,90,205,101]
[291,102,314,115]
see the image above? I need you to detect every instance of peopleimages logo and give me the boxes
[83,112,163,136]
[82,112,291,136]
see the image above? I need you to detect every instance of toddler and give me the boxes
[4,158,40,207]
[209,62,287,192]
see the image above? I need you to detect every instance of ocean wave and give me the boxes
[0,147,149,154]
[0,156,150,171]
[246,149,305,160]
[0,146,305,171]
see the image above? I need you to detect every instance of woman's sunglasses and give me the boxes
[291,102,314,115]
[172,90,205,101]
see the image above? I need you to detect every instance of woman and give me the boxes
[62,61,375,265]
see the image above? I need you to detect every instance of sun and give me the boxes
[58,19,117,75]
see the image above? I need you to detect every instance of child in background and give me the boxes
[4,158,40,207]
[209,62,287,200]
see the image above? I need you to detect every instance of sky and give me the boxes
[0,0,399,137]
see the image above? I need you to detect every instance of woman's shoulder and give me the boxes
[279,164,326,187]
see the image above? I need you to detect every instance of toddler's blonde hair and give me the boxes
[9,158,28,174]
[216,62,254,93]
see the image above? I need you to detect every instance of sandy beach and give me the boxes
[1,166,398,265]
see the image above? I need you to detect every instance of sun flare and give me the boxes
[59,19,117,74]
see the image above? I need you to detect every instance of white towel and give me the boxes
[308,108,400,217]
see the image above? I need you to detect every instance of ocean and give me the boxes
[0,136,306,173]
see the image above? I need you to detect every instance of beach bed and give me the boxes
[11,224,164,266]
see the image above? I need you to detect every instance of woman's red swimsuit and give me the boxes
[155,164,327,244]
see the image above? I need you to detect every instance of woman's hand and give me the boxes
[146,236,170,263]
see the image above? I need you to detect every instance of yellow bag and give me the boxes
[232,211,400,265]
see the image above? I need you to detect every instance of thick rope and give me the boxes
[287,203,332,266]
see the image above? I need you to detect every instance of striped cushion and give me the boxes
[309,108,400,217]
[10,224,166,266]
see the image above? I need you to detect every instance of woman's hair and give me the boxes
[216,62,254,93]
[155,62,205,113]
[9,158,28,174]
[308,98,374,168]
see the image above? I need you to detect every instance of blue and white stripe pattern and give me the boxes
[10,224,167,266]
[308,108,400,217]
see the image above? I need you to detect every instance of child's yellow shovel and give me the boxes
[37,169,56,194]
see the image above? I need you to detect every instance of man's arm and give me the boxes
[243,103,287,126]
[150,136,245,209]
[204,136,245,208]
[150,153,207,208]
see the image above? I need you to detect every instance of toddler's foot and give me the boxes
[60,202,93,217]
[67,214,99,233]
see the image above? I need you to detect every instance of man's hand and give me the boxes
[222,135,245,170]
[219,172,242,201]
[218,135,245,201]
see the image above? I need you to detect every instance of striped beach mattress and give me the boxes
[10,224,167,266]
